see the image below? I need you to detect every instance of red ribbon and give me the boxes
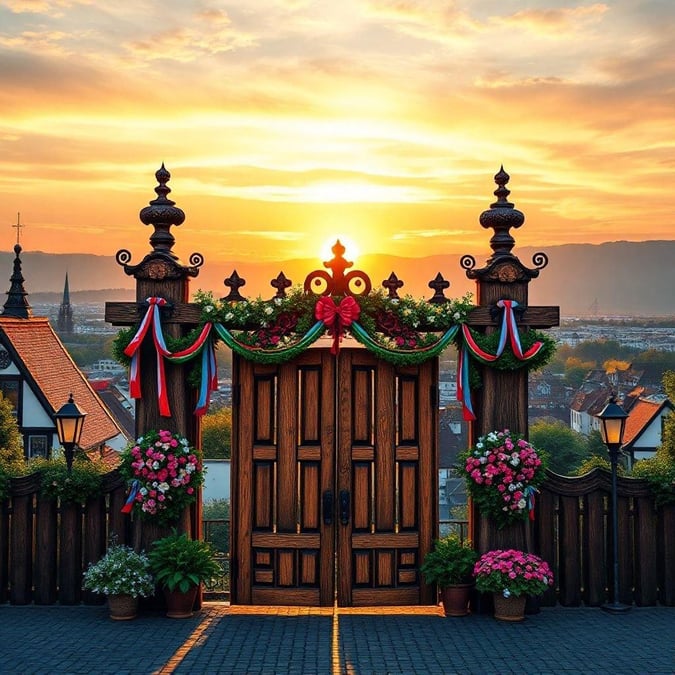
[314,296,360,355]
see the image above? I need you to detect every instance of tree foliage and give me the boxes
[202,498,230,553]
[0,393,25,466]
[530,419,591,476]
[201,407,232,459]
[660,370,675,463]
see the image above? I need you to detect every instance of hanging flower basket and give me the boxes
[119,429,204,525]
[457,430,547,528]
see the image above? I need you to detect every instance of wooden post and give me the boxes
[462,167,559,558]
[104,165,204,552]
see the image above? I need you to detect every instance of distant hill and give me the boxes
[4,240,674,317]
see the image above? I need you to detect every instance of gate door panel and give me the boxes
[336,350,437,606]
[232,347,437,607]
[232,350,336,606]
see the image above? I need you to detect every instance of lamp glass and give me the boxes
[600,416,625,447]
[54,395,87,446]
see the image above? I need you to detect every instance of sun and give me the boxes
[320,235,361,263]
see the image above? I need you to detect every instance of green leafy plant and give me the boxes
[473,549,554,598]
[631,451,675,506]
[35,457,104,504]
[148,531,220,593]
[83,543,155,598]
[420,534,478,587]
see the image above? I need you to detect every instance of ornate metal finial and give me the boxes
[115,165,203,281]
[428,273,450,304]
[3,242,32,318]
[382,272,404,299]
[478,165,525,259]
[139,163,186,254]
[223,270,247,301]
[271,272,292,299]
[303,239,371,297]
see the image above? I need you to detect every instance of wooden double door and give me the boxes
[231,347,438,606]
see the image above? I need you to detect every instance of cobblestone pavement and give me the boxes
[0,603,673,674]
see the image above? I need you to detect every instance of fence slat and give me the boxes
[558,495,582,606]
[660,504,675,606]
[0,498,8,603]
[583,491,606,606]
[9,492,33,605]
[634,496,658,606]
[58,503,82,605]
[34,497,58,605]
[617,497,633,605]
[83,496,107,605]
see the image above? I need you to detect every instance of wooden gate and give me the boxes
[231,346,437,606]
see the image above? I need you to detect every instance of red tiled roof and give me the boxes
[622,398,670,448]
[0,317,122,450]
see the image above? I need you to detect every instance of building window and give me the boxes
[28,435,49,459]
[0,378,20,417]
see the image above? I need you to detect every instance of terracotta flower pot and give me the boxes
[164,586,199,619]
[492,593,526,622]
[440,584,473,617]
[107,594,139,621]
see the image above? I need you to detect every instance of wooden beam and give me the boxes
[106,301,560,329]
[466,305,559,328]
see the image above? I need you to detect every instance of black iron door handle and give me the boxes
[322,490,333,526]
[339,489,350,526]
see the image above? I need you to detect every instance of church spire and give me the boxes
[2,242,33,318]
[57,272,74,334]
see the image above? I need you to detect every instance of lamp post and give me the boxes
[595,395,630,613]
[53,393,87,474]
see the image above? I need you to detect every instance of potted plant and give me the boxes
[420,534,478,616]
[82,543,155,620]
[473,548,554,622]
[148,530,220,618]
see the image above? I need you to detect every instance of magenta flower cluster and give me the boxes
[473,548,554,597]
[120,429,203,525]
[459,430,546,528]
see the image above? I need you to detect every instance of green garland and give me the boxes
[111,287,555,375]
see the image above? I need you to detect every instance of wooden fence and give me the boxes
[0,470,130,605]
[1,467,673,606]
[535,468,675,607]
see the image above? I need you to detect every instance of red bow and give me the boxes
[314,296,361,355]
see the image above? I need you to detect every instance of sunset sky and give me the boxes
[1,1,673,266]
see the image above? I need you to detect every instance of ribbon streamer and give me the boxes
[123,297,172,416]
[524,485,538,521]
[457,343,476,421]
[497,300,544,360]
[121,479,141,514]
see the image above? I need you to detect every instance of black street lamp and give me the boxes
[53,393,87,474]
[595,395,630,613]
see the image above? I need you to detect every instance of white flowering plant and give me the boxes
[458,430,548,528]
[82,544,155,598]
[119,429,204,525]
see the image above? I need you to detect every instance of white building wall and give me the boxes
[21,382,54,427]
